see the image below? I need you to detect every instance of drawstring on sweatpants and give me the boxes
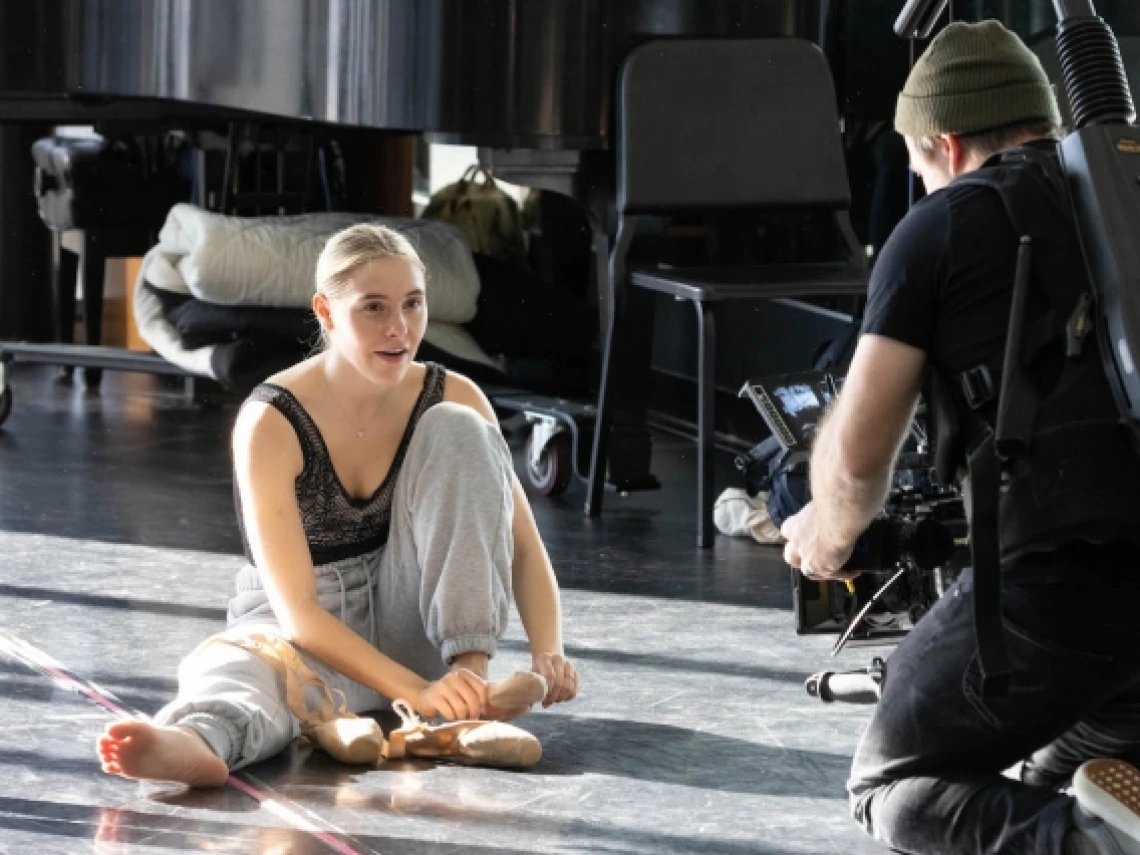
[330,560,378,644]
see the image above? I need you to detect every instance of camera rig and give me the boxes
[739,371,968,651]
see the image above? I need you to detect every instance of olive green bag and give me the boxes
[422,165,525,262]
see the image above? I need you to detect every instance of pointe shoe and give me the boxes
[488,670,547,710]
[306,716,387,766]
[387,700,542,769]
[205,632,387,766]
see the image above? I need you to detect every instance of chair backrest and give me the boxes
[616,38,852,215]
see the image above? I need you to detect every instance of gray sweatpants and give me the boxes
[154,402,515,770]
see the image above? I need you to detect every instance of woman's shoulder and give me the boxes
[233,360,321,458]
[240,356,325,424]
[438,366,472,397]
[259,353,323,397]
[232,396,306,486]
[233,392,300,452]
[232,402,305,494]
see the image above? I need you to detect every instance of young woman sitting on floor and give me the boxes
[96,224,580,785]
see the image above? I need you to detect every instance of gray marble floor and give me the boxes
[0,365,893,854]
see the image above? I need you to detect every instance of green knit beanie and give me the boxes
[895,20,1062,137]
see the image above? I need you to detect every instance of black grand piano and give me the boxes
[0,0,869,534]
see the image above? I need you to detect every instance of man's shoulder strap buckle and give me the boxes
[1066,291,1095,358]
[960,364,996,410]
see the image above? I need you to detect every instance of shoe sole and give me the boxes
[1074,759,1140,842]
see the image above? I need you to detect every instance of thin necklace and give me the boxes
[322,370,376,440]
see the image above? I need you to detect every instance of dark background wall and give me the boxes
[0,124,52,341]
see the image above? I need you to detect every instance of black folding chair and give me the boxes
[588,38,868,547]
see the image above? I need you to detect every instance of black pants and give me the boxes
[849,540,1140,854]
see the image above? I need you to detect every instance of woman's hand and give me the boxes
[531,652,580,708]
[415,669,489,721]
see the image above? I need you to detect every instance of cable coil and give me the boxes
[1056,15,1135,128]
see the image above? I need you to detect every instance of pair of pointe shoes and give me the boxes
[386,671,546,769]
[309,669,547,770]
[211,634,546,769]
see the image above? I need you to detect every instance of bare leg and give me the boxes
[451,651,490,680]
[97,720,228,787]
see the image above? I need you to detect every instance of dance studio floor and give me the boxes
[0,365,892,854]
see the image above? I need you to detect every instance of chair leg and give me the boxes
[585,225,613,517]
[587,217,636,517]
[695,300,716,548]
[587,335,616,516]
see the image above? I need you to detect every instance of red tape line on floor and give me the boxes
[0,630,373,855]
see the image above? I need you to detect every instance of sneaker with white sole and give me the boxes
[1068,759,1140,855]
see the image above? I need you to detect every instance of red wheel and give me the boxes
[524,431,572,496]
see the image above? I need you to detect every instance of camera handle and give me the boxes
[806,657,887,704]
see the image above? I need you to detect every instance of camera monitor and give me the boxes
[739,371,839,453]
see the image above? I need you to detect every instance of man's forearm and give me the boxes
[809,414,892,549]
[799,335,924,553]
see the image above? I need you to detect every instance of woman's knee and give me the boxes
[417,401,493,439]
[412,403,510,472]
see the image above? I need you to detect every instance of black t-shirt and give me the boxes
[862,146,1140,557]
[860,173,1024,376]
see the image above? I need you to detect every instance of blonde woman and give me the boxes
[96,224,579,785]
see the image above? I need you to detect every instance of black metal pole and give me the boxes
[894,0,949,38]
[1053,0,1096,21]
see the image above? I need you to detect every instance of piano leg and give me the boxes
[51,232,78,382]
[81,230,106,388]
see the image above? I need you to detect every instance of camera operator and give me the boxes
[780,20,1140,855]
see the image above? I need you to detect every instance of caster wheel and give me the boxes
[0,385,12,427]
[524,431,572,497]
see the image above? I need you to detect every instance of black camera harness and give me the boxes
[930,144,1134,697]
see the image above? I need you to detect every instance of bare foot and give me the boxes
[97,720,228,787]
